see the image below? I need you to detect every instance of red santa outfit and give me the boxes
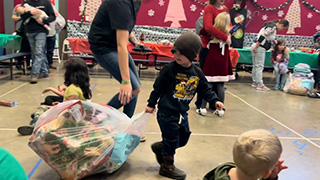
[200,4,235,82]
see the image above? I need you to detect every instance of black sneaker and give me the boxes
[17,126,34,136]
[159,165,186,180]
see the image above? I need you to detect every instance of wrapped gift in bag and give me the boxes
[29,100,150,180]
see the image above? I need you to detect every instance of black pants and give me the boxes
[195,82,225,109]
[157,111,191,156]
[43,96,63,106]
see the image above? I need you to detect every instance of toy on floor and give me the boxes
[29,100,149,180]
[0,100,18,107]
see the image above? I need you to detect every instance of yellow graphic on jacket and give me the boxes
[173,73,199,100]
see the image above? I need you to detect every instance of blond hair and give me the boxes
[214,12,230,35]
[233,129,282,178]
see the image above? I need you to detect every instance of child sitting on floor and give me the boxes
[17,58,92,135]
[203,129,288,180]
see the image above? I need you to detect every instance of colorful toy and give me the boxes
[0,100,18,107]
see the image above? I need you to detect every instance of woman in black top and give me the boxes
[88,0,143,118]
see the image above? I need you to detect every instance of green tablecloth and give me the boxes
[236,48,319,70]
[0,34,22,51]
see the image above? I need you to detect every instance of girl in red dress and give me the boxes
[195,0,234,116]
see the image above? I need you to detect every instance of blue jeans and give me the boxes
[273,64,286,88]
[46,36,56,66]
[157,111,191,156]
[251,44,266,86]
[27,32,48,78]
[92,50,141,118]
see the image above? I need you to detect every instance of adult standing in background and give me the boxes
[46,6,65,70]
[88,0,143,118]
[12,4,31,70]
[20,0,56,84]
[251,19,289,91]
[195,0,233,116]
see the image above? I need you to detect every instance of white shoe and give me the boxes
[196,108,207,116]
[256,84,270,91]
[214,109,225,117]
[251,83,257,88]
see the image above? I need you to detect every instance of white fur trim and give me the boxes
[205,75,235,82]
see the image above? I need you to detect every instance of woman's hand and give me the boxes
[145,106,155,114]
[226,36,231,45]
[119,83,132,105]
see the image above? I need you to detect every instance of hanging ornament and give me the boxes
[301,0,320,13]
[252,0,291,11]
[285,0,301,34]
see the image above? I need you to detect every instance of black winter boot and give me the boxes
[159,156,186,180]
[151,141,162,165]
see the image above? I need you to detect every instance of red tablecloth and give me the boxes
[68,38,174,58]
[67,38,239,67]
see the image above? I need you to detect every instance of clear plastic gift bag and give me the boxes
[29,100,150,180]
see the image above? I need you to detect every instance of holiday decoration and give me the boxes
[301,0,320,13]
[192,0,207,6]
[262,14,268,21]
[79,0,101,22]
[285,0,301,34]
[251,0,291,11]
[307,12,313,18]
[29,100,149,179]
[190,4,197,12]
[159,0,165,6]
[164,0,187,27]
[278,10,284,17]
[148,9,155,17]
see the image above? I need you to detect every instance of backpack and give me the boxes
[195,14,203,36]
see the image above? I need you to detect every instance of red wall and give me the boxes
[0,0,4,33]
[66,0,320,36]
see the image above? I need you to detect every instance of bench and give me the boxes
[0,52,31,79]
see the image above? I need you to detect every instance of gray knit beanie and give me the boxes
[171,32,202,61]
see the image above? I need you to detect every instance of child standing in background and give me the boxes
[17,58,92,135]
[271,39,289,90]
[251,19,289,91]
[145,32,223,180]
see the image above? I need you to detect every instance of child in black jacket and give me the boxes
[145,32,224,180]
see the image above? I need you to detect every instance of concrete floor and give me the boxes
[0,64,320,180]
